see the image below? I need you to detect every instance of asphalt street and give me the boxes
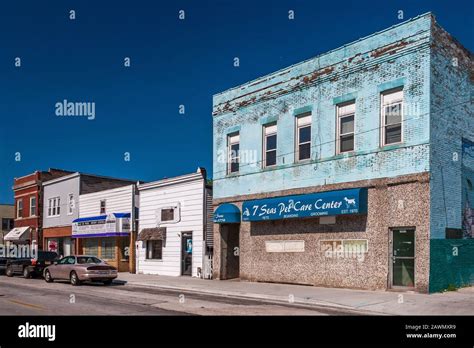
[0,275,361,315]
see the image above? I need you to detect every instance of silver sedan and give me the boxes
[44,255,117,286]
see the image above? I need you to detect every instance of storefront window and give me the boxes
[83,238,99,257]
[101,238,115,259]
[119,237,130,260]
[146,240,163,260]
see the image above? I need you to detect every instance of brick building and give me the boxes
[212,13,473,292]
[10,169,73,247]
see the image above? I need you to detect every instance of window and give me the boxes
[158,205,180,223]
[227,133,240,174]
[161,208,174,222]
[381,89,403,145]
[30,197,36,216]
[48,197,60,217]
[100,200,106,214]
[146,240,163,260]
[101,238,115,259]
[17,200,23,218]
[68,194,74,215]
[296,112,312,161]
[1,218,14,231]
[337,102,355,153]
[263,123,277,167]
[83,238,99,257]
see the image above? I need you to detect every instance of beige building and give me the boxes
[0,204,15,244]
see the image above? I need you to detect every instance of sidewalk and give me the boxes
[116,273,474,315]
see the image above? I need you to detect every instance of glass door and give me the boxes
[391,229,415,287]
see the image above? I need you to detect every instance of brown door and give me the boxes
[220,224,240,279]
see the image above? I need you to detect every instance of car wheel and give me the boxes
[70,271,81,286]
[44,270,53,283]
[23,267,31,279]
[103,279,113,285]
[5,265,14,277]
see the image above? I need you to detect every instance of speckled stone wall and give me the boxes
[213,173,430,292]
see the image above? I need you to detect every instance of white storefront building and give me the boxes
[136,168,213,278]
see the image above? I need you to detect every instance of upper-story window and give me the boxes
[30,196,36,216]
[158,204,180,224]
[295,112,312,161]
[1,218,14,231]
[17,199,23,218]
[100,200,106,215]
[337,101,355,154]
[381,88,403,146]
[161,208,174,222]
[68,194,74,215]
[48,197,60,217]
[263,123,277,167]
[227,132,240,174]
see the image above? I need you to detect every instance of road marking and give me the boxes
[8,299,44,311]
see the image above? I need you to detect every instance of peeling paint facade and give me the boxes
[212,13,473,292]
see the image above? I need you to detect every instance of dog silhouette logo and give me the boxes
[343,197,356,209]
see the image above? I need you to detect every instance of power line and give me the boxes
[213,98,473,179]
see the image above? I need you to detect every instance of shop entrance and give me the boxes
[390,228,415,288]
[181,232,193,276]
[220,224,240,279]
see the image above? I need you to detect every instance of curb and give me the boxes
[120,280,385,314]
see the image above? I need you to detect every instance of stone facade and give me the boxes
[213,173,430,292]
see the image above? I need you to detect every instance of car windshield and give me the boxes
[76,256,102,264]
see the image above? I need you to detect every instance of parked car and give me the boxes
[5,251,59,278]
[0,256,17,275]
[43,255,117,286]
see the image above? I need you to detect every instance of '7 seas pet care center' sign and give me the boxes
[242,188,367,222]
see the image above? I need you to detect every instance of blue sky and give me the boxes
[0,0,472,203]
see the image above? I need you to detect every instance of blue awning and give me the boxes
[242,188,368,222]
[113,213,130,218]
[214,203,241,224]
[72,215,107,223]
[72,213,130,223]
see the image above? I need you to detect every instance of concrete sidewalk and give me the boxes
[116,273,474,315]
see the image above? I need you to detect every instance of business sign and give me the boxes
[72,213,131,238]
[242,188,367,222]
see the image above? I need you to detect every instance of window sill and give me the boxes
[380,143,404,151]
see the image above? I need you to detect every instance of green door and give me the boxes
[392,229,415,287]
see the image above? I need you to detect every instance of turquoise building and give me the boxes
[212,13,473,292]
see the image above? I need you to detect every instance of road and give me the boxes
[0,275,361,315]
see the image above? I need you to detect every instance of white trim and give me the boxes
[47,197,61,217]
[295,113,312,162]
[336,101,356,154]
[263,123,277,168]
[42,172,80,187]
[67,193,75,215]
[380,88,404,147]
[16,199,23,219]
[138,173,204,191]
[227,132,240,175]
[29,196,37,217]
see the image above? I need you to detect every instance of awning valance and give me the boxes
[214,203,241,224]
[4,226,31,241]
[138,228,167,241]
[242,188,368,222]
